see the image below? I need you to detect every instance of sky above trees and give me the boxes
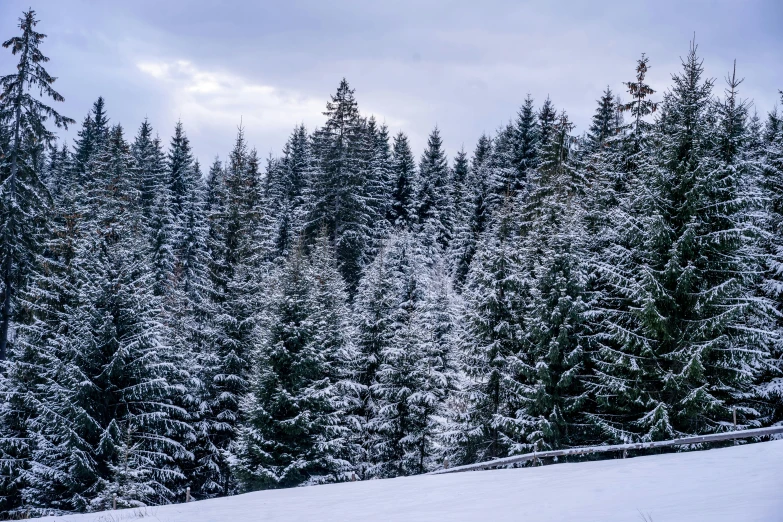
[0,0,780,164]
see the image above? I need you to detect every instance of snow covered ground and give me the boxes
[38,440,783,522]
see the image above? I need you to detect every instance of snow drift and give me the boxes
[37,440,783,522]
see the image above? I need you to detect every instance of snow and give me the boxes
[37,440,783,522]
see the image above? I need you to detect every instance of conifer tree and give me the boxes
[236,235,353,489]
[388,131,416,228]
[204,128,263,495]
[369,231,452,476]
[0,12,73,512]
[621,54,658,138]
[0,9,74,360]
[623,45,763,438]
[71,97,109,181]
[414,127,453,249]
[350,236,400,477]
[365,116,393,237]
[17,124,189,513]
[131,119,165,220]
[584,55,659,443]
[537,97,557,155]
[451,147,470,217]
[486,123,519,212]
[518,111,591,450]
[752,95,783,426]
[42,141,69,200]
[450,200,528,464]
[586,87,617,153]
[309,79,373,293]
[269,124,311,259]
[450,135,493,289]
[513,95,539,188]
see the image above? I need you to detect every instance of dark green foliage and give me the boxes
[415,127,453,249]
[388,131,416,228]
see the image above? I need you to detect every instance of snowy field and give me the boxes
[37,440,783,522]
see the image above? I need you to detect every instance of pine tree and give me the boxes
[388,131,416,228]
[628,45,763,438]
[0,9,74,360]
[586,87,616,153]
[369,231,452,476]
[518,111,591,451]
[236,236,353,489]
[308,79,373,293]
[513,95,539,188]
[414,127,453,249]
[450,135,493,289]
[450,200,528,464]
[204,127,263,495]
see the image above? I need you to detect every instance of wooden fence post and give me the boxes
[186,486,191,503]
[112,493,117,510]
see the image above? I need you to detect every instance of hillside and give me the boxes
[37,440,783,522]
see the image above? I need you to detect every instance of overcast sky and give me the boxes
[1,1,781,165]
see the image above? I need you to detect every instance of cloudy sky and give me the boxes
[1,1,781,165]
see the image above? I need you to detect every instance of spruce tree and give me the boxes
[451,200,528,464]
[630,45,763,438]
[586,87,617,153]
[369,231,452,476]
[753,95,783,426]
[585,55,660,443]
[269,124,311,259]
[414,127,453,249]
[365,116,393,238]
[450,135,493,289]
[513,95,539,188]
[388,131,416,228]
[236,236,353,489]
[205,128,263,495]
[19,124,189,513]
[518,111,591,450]
[131,119,165,220]
[308,79,373,293]
[450,147,470,218]
[488,123,518,207]
[537,97,557,155]
[0,9,74,360]
[620,54,658,138]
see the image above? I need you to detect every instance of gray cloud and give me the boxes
[1,0,781,165]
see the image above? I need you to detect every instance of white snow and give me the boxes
[37,440,783,522]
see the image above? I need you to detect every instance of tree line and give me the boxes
[0,9,781,517]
